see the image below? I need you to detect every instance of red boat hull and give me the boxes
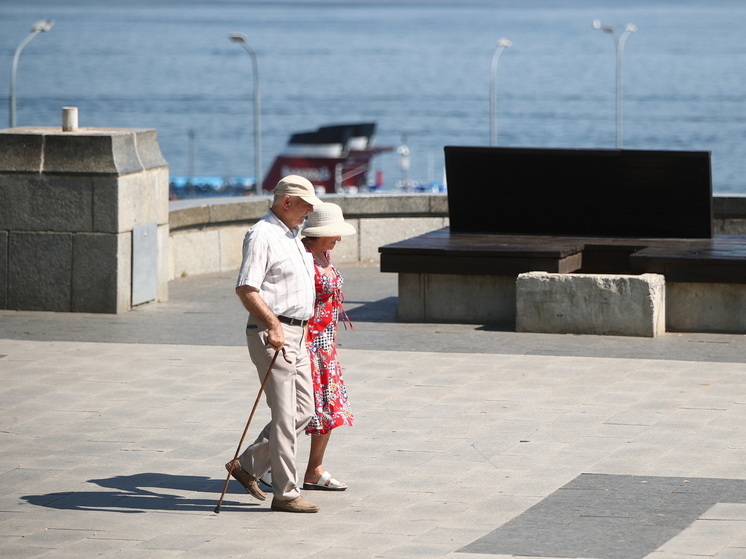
[262,123,393,193]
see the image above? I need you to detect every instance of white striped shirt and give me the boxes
[236,210,315,321]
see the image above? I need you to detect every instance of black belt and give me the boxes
[277,315,308,327]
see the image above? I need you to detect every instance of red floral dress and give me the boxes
[305,251,354,435]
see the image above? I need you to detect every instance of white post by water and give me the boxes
[62,107,78,132]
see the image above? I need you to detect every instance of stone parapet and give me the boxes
[167,193,744,281]
[713,194,746,234]
[167,193,449,279]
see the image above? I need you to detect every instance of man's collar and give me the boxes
[268,208,301,235]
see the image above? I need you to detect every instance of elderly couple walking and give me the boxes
[225,175,355,513]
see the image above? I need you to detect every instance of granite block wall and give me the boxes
[0,126,169,313]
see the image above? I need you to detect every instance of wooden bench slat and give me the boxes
[380,230,746,284]
[379,229,585,258]
[629,235,746,282]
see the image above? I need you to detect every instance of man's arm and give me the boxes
[236,285,285,350]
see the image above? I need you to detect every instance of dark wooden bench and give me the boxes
[379,146,746,332]
[379,229,584,275]
[629,236,746,283]
[380,229,746,284]
[380,146,746,284]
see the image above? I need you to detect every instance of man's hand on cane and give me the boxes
[236,286,287,350]
[266,323,285,351]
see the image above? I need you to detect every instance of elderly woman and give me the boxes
[300,202,356,491]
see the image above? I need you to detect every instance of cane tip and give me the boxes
[214,506,221,514]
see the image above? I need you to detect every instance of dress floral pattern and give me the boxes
[305,251,354,435]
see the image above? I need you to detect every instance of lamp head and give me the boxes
[228,33,247,44]
[592,19,614,33]
[497,38,512,48]
[32,20,54,33]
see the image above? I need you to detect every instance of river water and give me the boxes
[1,0,745,194]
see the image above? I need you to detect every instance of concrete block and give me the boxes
[713,195,746,219]
[209,198,269,225]
[90,176,120,233]
[329,219,360,265]
[43,129,166,175]
[429,193,449,214]
[92,170,169,234]
[398,273,516,326]
[360,217,447,262]
[340,194,439,217]
[72,233,121,313]
[516,272,666,337]
[157,223,170,301]
[44,133,125,174]
[168,198,269,231]
[0,132,44,172]
[0,231,6,309]
[169,205,212,231]
[218,225,250,275]
[7,232,73,311]
[714,218,746,235]
[111,168,170,232]
[170,228,222,278]
[0,174,94,232]
[0,126,169,313]
[667,282,746,334]
[168,218,359,282]
[148,167,170,223]
[117,231,132,312]
[712,196,746,234]
[168,225,248,279]
[133,129,169,170]
[0,127,167,175]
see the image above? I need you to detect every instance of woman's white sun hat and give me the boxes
[302,202,356,237]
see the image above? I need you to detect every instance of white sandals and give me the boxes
[302,471,347,491]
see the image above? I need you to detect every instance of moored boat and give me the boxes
[263,122,393,194]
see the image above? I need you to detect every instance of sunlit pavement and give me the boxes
[1,263,745,558]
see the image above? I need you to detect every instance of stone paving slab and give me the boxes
[1,334,745,558]
[460,474,746,558]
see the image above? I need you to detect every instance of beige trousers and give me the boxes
[238,318,313,501]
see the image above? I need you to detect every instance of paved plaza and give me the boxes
[1,263,745,558]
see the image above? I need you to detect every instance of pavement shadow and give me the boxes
[344,297,398,322]
[22,472,261,513]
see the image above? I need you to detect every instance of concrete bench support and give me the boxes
[516,272,666,337]
[398,273,516,327]
[667,282,746,334]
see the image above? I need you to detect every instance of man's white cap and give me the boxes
[274,175,323,206]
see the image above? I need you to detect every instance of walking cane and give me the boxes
[214,346,290,514]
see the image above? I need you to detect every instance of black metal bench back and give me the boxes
[444,146,713,238]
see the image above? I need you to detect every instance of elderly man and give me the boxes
[226,175,323,513]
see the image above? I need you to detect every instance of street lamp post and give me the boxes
[9,19,54,128]
[228,33,262,194]
[490,38,511,146]
[593,19,637,149]
[397,133,410,188]
[187,128,195,181]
